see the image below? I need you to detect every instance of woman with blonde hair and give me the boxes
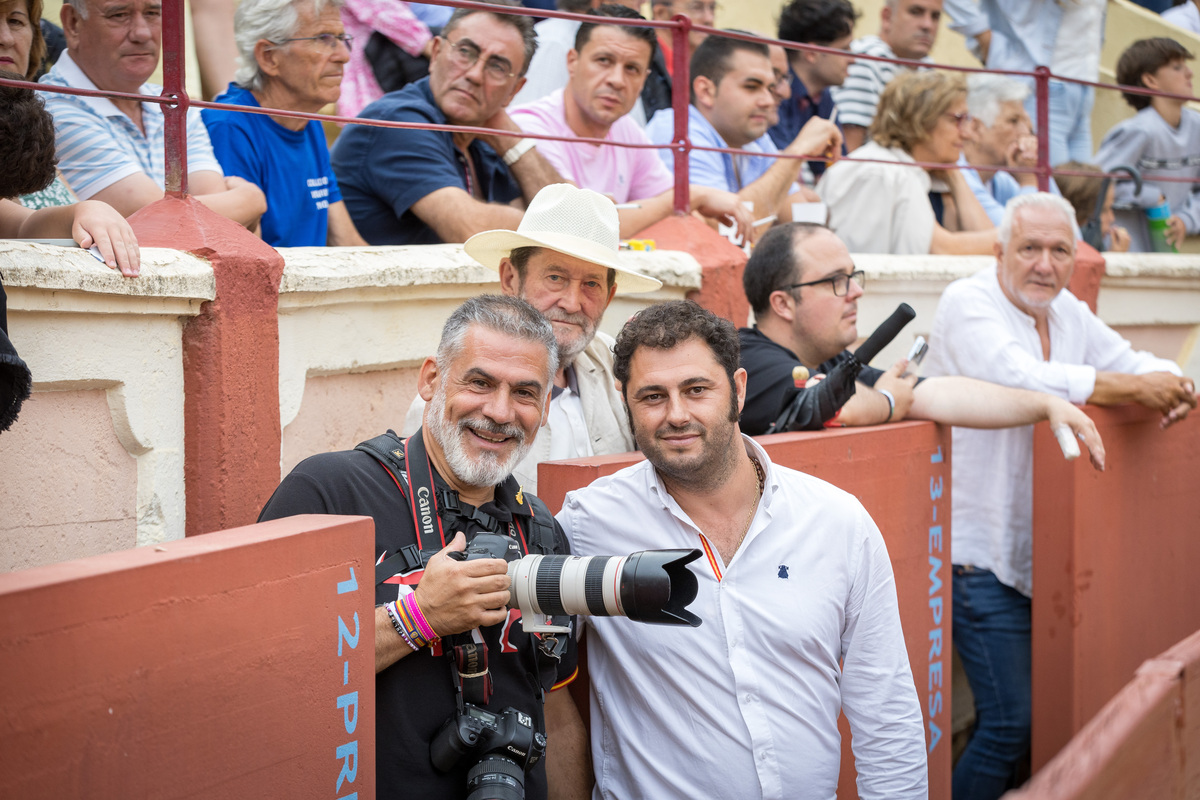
[819,69,997,254]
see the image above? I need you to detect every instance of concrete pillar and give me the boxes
[130,196,285,535]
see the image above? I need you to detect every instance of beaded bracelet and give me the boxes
[384,601,418,651]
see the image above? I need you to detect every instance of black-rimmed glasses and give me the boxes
[778,269,865,297]
[272,32,354,51]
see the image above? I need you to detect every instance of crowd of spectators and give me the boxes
[8,0,1200,260]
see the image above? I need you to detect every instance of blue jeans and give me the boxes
[952,566,1031,800]
[1021,79,1095,166]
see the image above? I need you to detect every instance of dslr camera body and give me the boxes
[430,704,545,800]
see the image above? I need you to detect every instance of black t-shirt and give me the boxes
[738,327,886,436]
[258,436,577,800]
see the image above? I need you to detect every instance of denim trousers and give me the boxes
[951,566,1032,800]
[1021,79,1096,167]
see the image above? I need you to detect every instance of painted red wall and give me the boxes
[0,514,375,798]
[1031,403,1200,771]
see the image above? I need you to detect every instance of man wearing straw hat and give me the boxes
[406,182,660,493]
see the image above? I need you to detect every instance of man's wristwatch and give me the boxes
[502,138,536,166]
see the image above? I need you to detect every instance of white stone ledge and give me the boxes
[276,244,702,305]
[1,242,214,313]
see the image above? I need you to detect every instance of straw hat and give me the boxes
[464,184,662,294]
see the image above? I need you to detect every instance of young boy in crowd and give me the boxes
[1096,37,1200,252]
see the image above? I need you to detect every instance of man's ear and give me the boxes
[768,288,796,322]
[694,75,717,110]
[567,47,579,80]
[254,39,282,79]
[993,239,1005,262]
[498,256,521,296]
[60,3,82,49]
[734,367,748,414]
[417,356,440,403]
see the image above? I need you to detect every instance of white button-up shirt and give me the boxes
[924,267,1181,596]
[557,436,927,800]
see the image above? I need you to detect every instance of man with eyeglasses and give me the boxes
[202,0,368,247]
[331,0,567,245]
[41,0,266,227]
[737,221,1113,447]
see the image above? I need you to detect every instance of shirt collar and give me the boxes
[52,50,161,120]
[643,433,779,511]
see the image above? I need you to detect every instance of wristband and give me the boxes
[502,137,536,166]
[384,601,418,651]
[401,592,439,644]
[879,389,896,422]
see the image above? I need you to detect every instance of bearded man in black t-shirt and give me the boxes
[259,295,589,799]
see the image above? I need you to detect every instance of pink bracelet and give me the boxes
[403,592,439,643]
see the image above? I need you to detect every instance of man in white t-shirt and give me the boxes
[925,192,1195,799]
[510,4,751,239]
[405,184,659,494]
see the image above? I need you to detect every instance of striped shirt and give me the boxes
[39,51,222,201]
[830,36,931,132]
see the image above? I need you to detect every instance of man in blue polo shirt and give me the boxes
[331,0,566,245]
[768,0,856,180]
[203,0,367,247]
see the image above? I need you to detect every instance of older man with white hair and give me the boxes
[202,0,368,246]
[41,0,265,226]
[925,191,1195,800]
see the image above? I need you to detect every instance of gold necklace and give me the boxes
[732,457,765,556]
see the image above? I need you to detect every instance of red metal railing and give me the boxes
[5,0,1200,221]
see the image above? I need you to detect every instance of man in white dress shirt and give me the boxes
[405,183,660,493]
[924,191,1195,800]
[557,300,928,800]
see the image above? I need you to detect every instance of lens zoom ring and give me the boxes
[535,557,568,615]
[584,558,609,616]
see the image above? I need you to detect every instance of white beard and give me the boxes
[425,382,536,488]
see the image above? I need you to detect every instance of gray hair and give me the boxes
[967,73,1030,128]
[998,193,1077,247]
[64,0,89,19]
[233,0,344,91]
[437,295,559,383]
[443,0,538,76]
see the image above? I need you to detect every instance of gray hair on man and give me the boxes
[967,73,1030,128]
[442,0,538,76]
[64,0,89,18]
[998,192,1077,247]
[233,0,345,91]
[437,295,560,384]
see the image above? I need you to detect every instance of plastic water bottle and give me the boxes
[1146,200,1178,253]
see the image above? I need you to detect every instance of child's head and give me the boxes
[0,73,57,200]
[1057,162,1117,240]
[1117,37,1194,110]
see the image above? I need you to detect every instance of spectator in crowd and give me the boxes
[639,0,675,123]
[833,0,943,153]
[924,192,1195,800]
[405,184,658,493]
[768,0,856,181]
[1056,161,1131,252]
[737,222,1108,453]
[819,70,996,254]
[41,0,266,227]
[509,5,751,239]
[558,300,929,800]
[337,0,431,117]
[260,294,588,800]
[1163,0,1200,35]
[1096,37,1200,252]
[960,74,1041,226]
[331,0,568,245]
[944,0,1103,166]
[2,76,140,275]
[203,0,367,247]
[645,35,841,229]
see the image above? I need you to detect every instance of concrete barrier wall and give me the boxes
[1030,404,1200,771]
[1008,627,1200,800]
[0,513,376,798]
[538,421,955,800]
[3,239,1197,568]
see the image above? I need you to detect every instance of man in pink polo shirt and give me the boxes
[509,4,753,240]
